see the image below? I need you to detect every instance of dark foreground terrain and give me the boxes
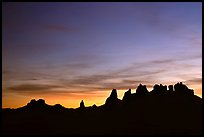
[2,82,202,135]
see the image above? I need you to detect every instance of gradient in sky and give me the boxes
[2,2,202,108]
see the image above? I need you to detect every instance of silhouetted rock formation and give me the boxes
[168,85,174,92]
[53,104,64,109]
[27,99,45,105]
[2,82,201,135]
[174,82,194,96]
[136,84,149,95]
[26,99,47,109]
[105,89,121,109]
[122,89,131,105]
[80,100,85,109]
[92,104,97,108]
[151,84,168,95]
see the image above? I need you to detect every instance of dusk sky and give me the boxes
[2,2,202,108]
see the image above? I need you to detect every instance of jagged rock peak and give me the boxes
[174,82,194,95]
[80,100,85,108]
[122,89,131,100]
[136,84,148,94]
[28,99,45,104]
[92,104,97,108]
[37,99,45,104]
[105,89,121,107]
[110,88,118,99]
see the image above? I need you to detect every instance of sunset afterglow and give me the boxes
[2,2,202,108]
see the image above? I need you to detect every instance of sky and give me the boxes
[2,2,202,108]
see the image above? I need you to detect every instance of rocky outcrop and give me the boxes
[105,89,121,109]
[80,100,85,109]
[136,84,149,95]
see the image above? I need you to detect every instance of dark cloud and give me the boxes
[59,68,162,91]
[122,80,148,84]
[63,63,93,70]
[4,57,201,96]
[107,61,167,77]
[42,24,79,33]
[35,62,94,72]
[2,70,12,75]
[185,78,202,84]
[30,78,39,80]
[149,59,175,64]
[134,58,201,74]
[8,84,62,92]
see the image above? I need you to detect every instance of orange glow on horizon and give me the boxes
[2,84,202,109]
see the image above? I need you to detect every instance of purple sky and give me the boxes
[2,2,202,108]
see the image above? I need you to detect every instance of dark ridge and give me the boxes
[2,82,202,135]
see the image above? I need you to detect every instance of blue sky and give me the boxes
[2,2,202,108]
